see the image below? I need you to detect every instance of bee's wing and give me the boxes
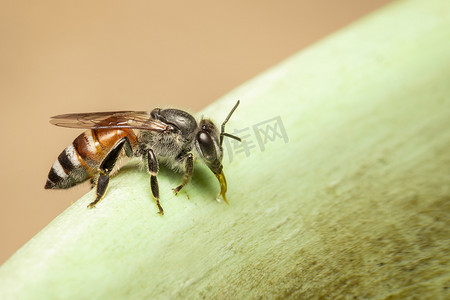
[50,111,173,131]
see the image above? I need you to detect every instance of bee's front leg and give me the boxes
[88,137,133,209]
[147,149,164,215]
[173,153,194,195]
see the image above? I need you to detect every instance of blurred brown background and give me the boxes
[0,0,391,264]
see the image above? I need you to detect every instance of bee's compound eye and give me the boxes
[197,131,217,162]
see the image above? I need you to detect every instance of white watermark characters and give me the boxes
[223,116,288,162]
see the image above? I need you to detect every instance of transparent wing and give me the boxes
[50,110,173,131]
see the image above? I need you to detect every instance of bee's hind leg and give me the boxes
[147,149,164,215]
[88,137,133,209]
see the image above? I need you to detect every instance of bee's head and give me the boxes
[195,119,223,174]
[194,101,241,203]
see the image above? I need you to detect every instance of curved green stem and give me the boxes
[1,0,449,298]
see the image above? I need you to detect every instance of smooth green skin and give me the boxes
[1,0,449,298]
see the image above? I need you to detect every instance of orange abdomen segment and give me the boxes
[74,128,137,166]
[45,128,138,189]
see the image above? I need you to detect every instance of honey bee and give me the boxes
[45,101,241,215]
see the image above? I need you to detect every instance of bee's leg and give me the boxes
[147,149,164,215]
[88,137,133,209]
[173,153,194,195]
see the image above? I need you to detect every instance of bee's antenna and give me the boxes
[220,100,241,147]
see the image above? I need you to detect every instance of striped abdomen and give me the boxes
[45,129,137,189]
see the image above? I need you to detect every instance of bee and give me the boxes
[45,101,241,215]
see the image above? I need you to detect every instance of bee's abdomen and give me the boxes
[44,141,91,189]
[45,129,137,190]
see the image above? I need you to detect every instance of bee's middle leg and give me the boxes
[147,149,164,215]
[88,137,133,209]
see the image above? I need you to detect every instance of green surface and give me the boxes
[1,0,449,298]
